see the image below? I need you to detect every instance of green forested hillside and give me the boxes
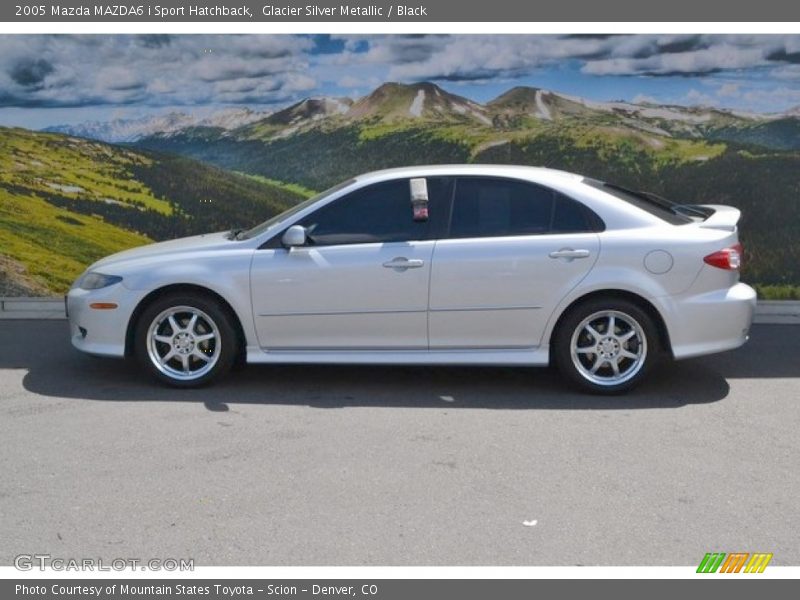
[139,111,800,288]
[17,81,799,293]
[0,128,303,295]
[477,138,800,286]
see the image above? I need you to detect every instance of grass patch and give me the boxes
[0,188,150,292]
[754,284,800,300]
[237,173,317,198]
[1,127,302,294]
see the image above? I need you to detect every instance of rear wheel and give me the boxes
[554,299,659,394]
[134,293,238,387]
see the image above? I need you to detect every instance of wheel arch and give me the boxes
[125,283,246,360]
[547,289,673,361]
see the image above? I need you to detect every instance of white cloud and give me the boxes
[94,66,144,92]
[3,34,800,113]
[0,35,314,108]
[773,64,800,80]
[632,94,659,105]
[328,35,800,83]
[337,74,381,89]
[740,87,800,112]
[582,44,769,76]
[684,89,720,106]
[717,83,741,98]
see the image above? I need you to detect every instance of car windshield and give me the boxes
[236,178,356,240]
[585,179,711,225]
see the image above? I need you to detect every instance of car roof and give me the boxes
[354,164,585,186]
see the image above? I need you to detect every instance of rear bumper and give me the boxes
[663,282,757,360]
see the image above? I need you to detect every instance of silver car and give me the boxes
[67,165,756,394]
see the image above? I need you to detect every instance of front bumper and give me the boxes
[67,284,145,358]
[662,282,757,360]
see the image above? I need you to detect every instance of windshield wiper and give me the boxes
[227,228,245,240]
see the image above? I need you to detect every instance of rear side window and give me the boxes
[552,193,604,233]
[448,177,603,239]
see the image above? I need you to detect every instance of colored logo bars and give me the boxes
[697,552,773,573]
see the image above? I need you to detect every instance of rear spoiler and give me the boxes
[694,204,741,232]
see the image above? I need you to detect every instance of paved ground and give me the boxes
[0,321,798,566]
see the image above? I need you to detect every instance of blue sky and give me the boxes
[1,34,800,129]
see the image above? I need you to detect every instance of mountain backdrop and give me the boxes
[44,107,272,144]
[0,127,303,295]
[134,82,800,292]
[3,81,800,296]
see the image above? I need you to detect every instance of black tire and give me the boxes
[553,298,660,395]
[134,292,239,388]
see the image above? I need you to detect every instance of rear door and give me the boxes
[429,176,601,349]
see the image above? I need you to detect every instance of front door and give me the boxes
[250,178,449,350]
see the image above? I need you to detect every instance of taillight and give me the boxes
[703,243,743,270]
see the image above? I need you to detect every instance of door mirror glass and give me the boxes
[281,225,307,247]
[409,178,429,222]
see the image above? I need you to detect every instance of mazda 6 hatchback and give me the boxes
[67,165,756,394]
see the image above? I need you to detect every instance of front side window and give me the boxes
[448,177,601,239]
[242,178,355,240]
[299,178,451,246]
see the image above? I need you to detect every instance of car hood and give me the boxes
[88,230,235,272]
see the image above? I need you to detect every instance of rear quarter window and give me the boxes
[552,193,606,233]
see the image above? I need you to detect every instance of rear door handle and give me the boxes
[382,257,425,271]
[549,248,591,261]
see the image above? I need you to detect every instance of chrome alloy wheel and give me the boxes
[146,305,221,381]
[569,310,648,387]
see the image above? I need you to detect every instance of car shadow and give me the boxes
[10,320,796,411]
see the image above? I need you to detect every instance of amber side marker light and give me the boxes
[89,302,118,310]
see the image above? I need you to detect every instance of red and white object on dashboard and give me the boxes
[703,243,743,270]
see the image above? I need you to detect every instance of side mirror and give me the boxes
[410,178,429,222]
[281,225,307,248]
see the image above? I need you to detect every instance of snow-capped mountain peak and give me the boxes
[44,107,270,143]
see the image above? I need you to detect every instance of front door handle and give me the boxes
[549,248,591,261]
[382,257,425,271]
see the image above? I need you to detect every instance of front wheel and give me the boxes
[134,294,238,387]
[553,299,659,394]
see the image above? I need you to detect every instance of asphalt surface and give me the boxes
[0,321,798,566]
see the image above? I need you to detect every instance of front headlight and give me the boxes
[79,272,123,290]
